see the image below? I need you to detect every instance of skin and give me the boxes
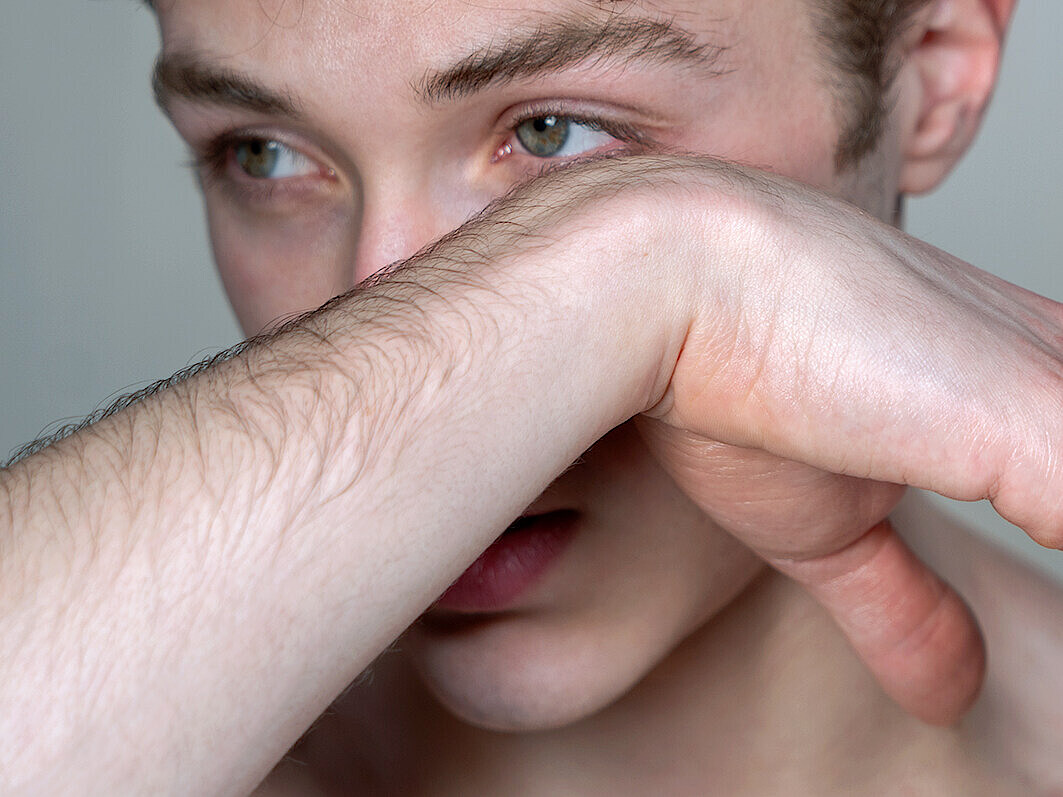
[158,0,886,735]
[150,0,1056,793]
[2,0,1062,793]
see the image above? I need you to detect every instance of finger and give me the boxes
[768,519,986,726]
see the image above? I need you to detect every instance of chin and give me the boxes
[405,612,670,732]
[404,537,766,732]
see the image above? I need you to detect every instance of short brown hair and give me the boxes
[813,0,931,168]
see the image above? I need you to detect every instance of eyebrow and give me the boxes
[417,14,729,104]
[150,14,726,117]
[151,52,302,119]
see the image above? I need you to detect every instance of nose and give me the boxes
[351,178,484,286]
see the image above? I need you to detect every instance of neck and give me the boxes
[316,569,968,794]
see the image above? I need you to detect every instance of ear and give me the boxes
[897,0,1018,194]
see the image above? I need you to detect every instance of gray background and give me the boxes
[2,1,1061,577]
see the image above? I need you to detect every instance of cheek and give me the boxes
[664,3,845,193]
[205,197,358,335]
[697,91,840,190]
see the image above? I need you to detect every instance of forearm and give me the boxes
[0,165,687,795]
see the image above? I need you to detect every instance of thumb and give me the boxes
[768,519,985,726]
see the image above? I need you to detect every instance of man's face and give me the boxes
[155,0,910,730]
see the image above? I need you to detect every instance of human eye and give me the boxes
[231,138,317,180]
[494,105,650,164]
[192,131,338,205]
[513,115,614,158]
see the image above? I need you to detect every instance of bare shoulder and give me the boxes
[894,492,1063,793]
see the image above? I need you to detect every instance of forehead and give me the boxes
[155,0,814,76]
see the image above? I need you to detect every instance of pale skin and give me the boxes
[2,0,1063,794]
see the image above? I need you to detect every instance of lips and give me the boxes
[431,510,579,613]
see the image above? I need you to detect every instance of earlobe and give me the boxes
[898,0,1017,194]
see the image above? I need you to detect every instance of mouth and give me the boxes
[429,510,580,614]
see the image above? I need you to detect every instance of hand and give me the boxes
[623,156,1063,724]
[2,154,1053,790]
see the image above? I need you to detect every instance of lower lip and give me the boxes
[432,511,579,613]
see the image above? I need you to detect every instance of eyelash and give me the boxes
[502,104,651,158]
[188,105,653,202]
[189,131,333,204]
